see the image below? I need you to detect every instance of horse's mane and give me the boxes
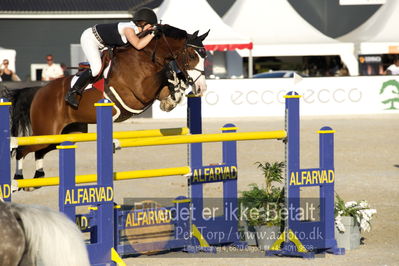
[159,24,187,39]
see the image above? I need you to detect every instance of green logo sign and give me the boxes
[380,80,399,110]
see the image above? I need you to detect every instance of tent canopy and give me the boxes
[156,0,252,51]
[338,0,399,55]
[223,0,358,75]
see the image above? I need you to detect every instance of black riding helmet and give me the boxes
[133,7,158,25]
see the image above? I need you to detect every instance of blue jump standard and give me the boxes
[265,92,344,258]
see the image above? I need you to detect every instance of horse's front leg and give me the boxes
[159,73,188,112]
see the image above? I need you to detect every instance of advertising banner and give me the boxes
[152,76,399,118]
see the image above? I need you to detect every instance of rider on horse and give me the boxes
[65,7,158,108]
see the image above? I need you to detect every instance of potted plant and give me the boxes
[239,161,285,250]
[239,184,267,246]
[334,194,377,250]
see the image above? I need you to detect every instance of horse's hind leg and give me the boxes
[13,148,24,181]
[11,148,26,192]
[34,150,44,179]
[18,123,87,191]
[31,123,86,180]
[33,144,57,179]
[13,144,51,180]
[13,144,54,192]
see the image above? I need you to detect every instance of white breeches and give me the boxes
[80,28,103,77]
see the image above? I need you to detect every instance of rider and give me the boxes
[65,7,158,108]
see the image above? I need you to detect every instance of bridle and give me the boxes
[159,33,206,87]
[185,43,207,85]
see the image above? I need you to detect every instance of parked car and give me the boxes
[252,71,303,78]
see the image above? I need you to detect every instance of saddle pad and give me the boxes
[70,76,105,93]
[70,60,111,93]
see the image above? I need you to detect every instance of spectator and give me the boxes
[41,54,64,81]
[0,59,21,81]
[385,57,399,75]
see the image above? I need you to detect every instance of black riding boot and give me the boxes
[65,69,93,108]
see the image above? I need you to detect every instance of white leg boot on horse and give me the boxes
[12,157,39,192]
[12,144,58,192]
[11,159,23,192]
[65,69,94,108]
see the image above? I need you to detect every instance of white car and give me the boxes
[253,71,303,78]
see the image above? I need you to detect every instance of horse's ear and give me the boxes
[199,30,210,41]
[192,30,199,38]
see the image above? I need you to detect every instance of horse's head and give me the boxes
[183,30,209,96]
[156,25,209,96]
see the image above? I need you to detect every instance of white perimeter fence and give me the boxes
[152,76,399,118]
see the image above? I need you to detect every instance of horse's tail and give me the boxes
[0,86,41,137]
[10,203,90,266]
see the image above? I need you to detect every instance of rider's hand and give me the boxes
[151,26,162,38]
[143,24,153,31]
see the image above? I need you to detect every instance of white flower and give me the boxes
[360,219,371,232]
[359,200,369,208]
[366,208,377,216]
[345,201,357,208]
[335,197,377,233]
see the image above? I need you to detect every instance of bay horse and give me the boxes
[3,24,209,188]
[0,199,89,265]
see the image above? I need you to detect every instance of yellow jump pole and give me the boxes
[16,166,191,188]
[116,130,287,148]
[13,127,189,147]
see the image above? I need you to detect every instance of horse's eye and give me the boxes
[196,48,207,58]
[189,53,196,59]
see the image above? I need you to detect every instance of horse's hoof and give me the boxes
[23,187,40,192]
[34,170,45,179]
[13,174,23,180]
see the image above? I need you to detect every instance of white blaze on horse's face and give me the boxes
[187,52,207,96]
